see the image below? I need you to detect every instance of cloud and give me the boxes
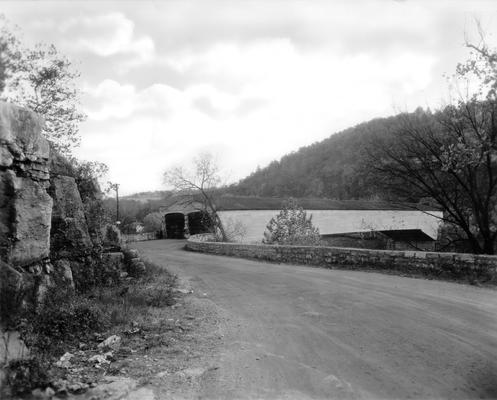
[161,38,436,114]
[78,37,437,194]
[60,12,155,65]
[84,78,264,122]
[84,80,136,120]
[4,0,495,194]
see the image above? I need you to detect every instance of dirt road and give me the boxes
[135,240,497,399]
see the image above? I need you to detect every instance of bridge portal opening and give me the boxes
[187,211,212,235]
[165,213,185,239]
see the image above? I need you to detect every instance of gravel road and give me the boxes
[135,239,497,399]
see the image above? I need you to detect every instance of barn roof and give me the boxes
[160,195,440,213]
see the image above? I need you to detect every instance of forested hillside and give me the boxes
[229,111,420,200]
[121,190,172,203]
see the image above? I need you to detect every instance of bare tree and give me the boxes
[367,37,497,254]
[164,153,228,241]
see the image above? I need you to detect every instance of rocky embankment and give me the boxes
[0,101,136,389]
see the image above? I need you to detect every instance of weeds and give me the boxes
[21,287,108,355]
[5,358,49,396]
[89,259,177,326]
[0,283,29,330]
[4,257,179,398]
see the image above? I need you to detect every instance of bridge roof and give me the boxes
[159,195,440,214]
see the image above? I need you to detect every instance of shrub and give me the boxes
[143,212,163,233]
[263,198,322,246]
[104,224,121,248]
[136,261,177,307]
[129,281,176,308]
[88,260,177,326]
[22,287,107,353]
[5,358,49,396]
[0,273,32,330]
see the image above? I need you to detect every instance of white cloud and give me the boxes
[84,78,260,122]
[60,12,155,64]
[84,80,136,120]
[2,0,497,196]
[78,38,436,194]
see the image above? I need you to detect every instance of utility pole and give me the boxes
[107,182,120,224]
[115,183,120,223]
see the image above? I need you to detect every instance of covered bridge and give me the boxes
[159,196,443,249]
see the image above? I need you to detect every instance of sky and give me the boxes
[1,0,497,195]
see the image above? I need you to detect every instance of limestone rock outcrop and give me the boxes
[0,102,52,267]
[0,102,52,390]
[0,101,127,390]
[49,175,92,258]
[0,102,49,165]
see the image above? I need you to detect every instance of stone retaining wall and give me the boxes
[122,232,158,243]
[185,236,497,283]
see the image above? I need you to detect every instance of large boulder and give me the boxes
[68,258,96,292]
[48,146,75,178]
[0,171,53,266]
[0,261,27,321]
[79,179,105,249]
[0,102,52,267]
[0,171,15,262]
[10,176,53,265]
[0,260,37,325]
[53,259,75,290]
[49,175,92,258]
[0,101,48,163]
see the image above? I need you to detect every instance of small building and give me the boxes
[159,196,443,248]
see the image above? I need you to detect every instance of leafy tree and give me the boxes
[164,153,228,241]
[102,197,164,234]
[367,40,497,254]
[0,16,21,94]
[0,16,85,155]
[143,212,163,233]
[263,198,321,246]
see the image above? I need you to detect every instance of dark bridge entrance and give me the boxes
[187,211,211,235]
[165,213,185,239]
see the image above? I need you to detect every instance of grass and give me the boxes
[91,260,177,326]
[3,258,178,398]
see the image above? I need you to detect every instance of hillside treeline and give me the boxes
[229,110,426,200]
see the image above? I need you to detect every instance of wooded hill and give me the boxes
[228,110,425,201]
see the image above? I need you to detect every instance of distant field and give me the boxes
[121,191,171,203]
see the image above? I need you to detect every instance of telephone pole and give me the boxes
[108,182,120,224]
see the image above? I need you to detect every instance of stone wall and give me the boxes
[186,235,497,283]
[122,232,158,243]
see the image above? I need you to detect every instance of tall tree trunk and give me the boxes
[482,237,495,255]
